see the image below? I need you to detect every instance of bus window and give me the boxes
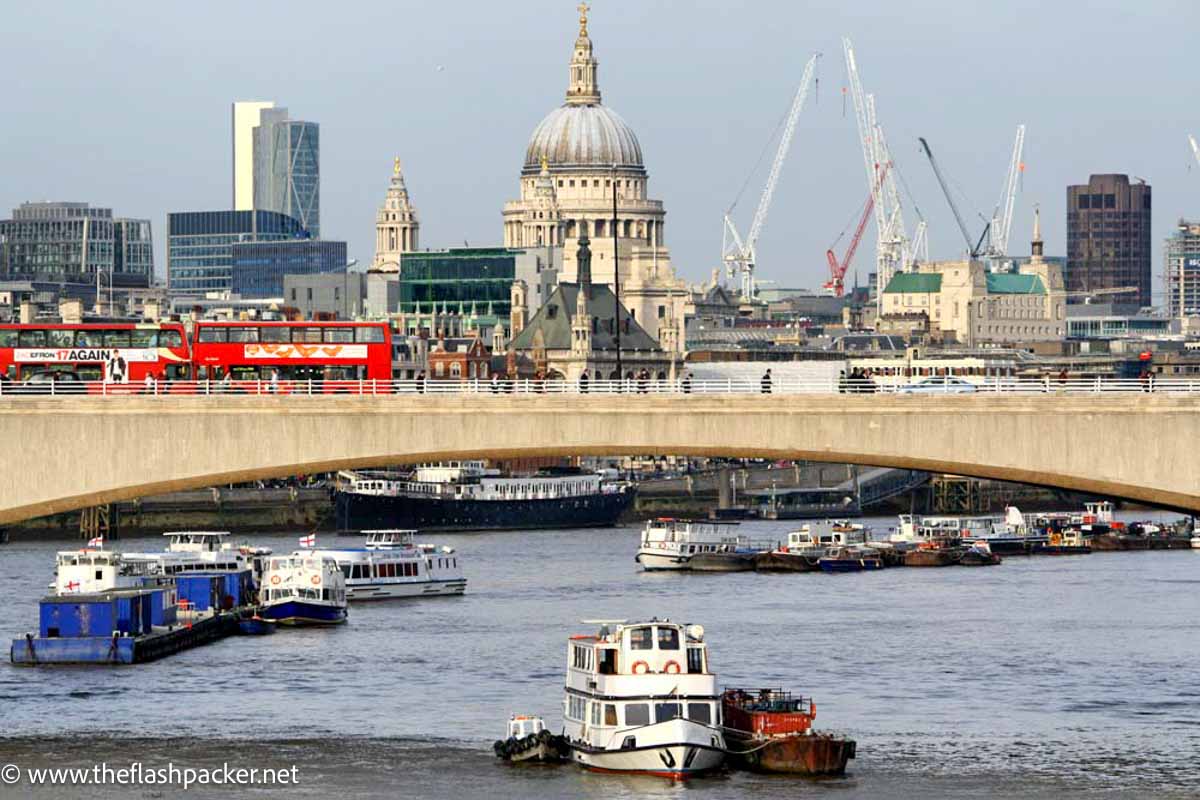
[130,329,157,348]
[165,364,189,380]
[74,330,102,347]
[18,330,46,347]
[293,327,322,343]
[159,329,183,348]
[230,366,262,381]
[324,327,354,343]
[355,326,385,343]
[260,327,290,343]
[197,327,227,343]
[47,329,73,348]
[77,366,102,381]
[103,330,131,348]
[227,327,259,343]
[0,331,14,347]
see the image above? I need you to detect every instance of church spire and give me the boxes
[1031,204,1043,259]
[576,230,592,287]
[566,2,601,106]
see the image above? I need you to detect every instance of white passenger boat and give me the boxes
[562,619,725,779]
[635,518,752,571]
[784,520,869,556]
[122,531,272,584]
[307,530,466,601]
[259,553,348,625]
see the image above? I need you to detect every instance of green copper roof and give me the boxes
[883,273,941,293]
[986,273,1045,295]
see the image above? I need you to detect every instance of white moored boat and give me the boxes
[122,531,272,585]
[562,619,725,779]
[635,519,751,571]
[259,554,348,625]
[308,530,466,601]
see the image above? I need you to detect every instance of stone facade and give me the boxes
[881,211,1066,345]
[372,158,419,271]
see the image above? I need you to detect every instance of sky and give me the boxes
[2,0,1199,302]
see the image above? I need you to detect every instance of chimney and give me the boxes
[59,298,83,324]
[19,301,35,324]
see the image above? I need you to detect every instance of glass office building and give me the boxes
[230,239,347,299]
[0,202,152,286]
[253,108,319,238]
[398,248,520,321]
[167,210,306,294]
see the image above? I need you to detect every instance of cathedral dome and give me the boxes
[524,104,644,173]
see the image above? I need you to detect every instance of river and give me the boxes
[1,515,1197,798]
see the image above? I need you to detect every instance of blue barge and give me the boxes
[10,570,255,666]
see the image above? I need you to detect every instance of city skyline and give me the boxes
[3,1,1199,302]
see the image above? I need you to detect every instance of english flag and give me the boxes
[87,536,104,548]
[298,533,316,548]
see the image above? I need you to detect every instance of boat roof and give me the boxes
[162,530,232,537]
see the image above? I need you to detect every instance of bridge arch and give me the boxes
[1,395,1198,525]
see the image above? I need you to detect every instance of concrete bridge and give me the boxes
[1,394,1197,525]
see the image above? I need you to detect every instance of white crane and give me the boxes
[1190,134,1200,169]
[722,53,819,300]
[988,124,1025,260]
[843,38,921,307]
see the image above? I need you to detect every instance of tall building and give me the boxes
[253,107,320,237]
[1066,174,1152,307]
[0,202,152,286]
[371,158,419,270]
[1164,219,1200,319]
[501,4,686,350]
[230,239,347,299]
[232,101,276,210]
[167,210,307,294]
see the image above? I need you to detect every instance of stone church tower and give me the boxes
[372,157,419,271]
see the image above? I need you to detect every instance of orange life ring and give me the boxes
[632,660,650,675]
[270,575,281,586]
[310,575,320,586]
[664,660,681,674]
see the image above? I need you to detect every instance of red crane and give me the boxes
[824,194,873,297]
[825,164,889,297]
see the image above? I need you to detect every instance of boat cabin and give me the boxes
[641,519,743,550]
[54,550,159,595]
[364,529,417,549]
[507,715,546,740]
[787,520,866,551]
[164,531,234,554]
[260,555,346,605]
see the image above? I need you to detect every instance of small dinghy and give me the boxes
[237,616,277,635]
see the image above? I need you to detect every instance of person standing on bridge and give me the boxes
[416,370,426,394]
[761,369,773,394]
[681,371,692,395]
[579,369,589,394]
[490,373,500,394]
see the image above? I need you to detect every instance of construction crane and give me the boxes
[722,53,819,301]
[843,38,921,306]
[825,164,888,297]
[918,136,987,257]
[988,125,1025,259]
[919,126,1025,265]
[1190,134,1200,169]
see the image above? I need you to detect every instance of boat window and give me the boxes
[629,627,653,650]
[322,589,330,601]
[687,646,704,674]
[598,649,616,675]
[624,703,650,726]
[654,703,682,723]
[687,703,711,725]
[341,565,351,578]
[590,703,601,726]
[657,627,680,651]
[604,705,618,726]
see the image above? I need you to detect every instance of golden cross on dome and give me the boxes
[540,155,550,172]
[393,156,402,175]
[577,1,590,36]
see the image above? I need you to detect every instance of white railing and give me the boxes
[0,376,1198,398]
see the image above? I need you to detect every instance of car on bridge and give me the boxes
[896,376,977,395]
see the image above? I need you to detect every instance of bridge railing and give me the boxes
[1,376,1198,397]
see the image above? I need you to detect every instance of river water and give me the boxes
[1,515,1198,798]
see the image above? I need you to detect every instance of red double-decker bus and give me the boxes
[190,320,393,386]
[0,322,191,387]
